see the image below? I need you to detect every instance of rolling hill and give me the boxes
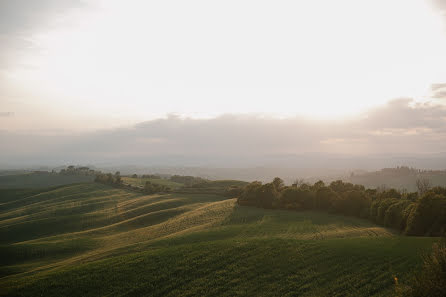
[0,183,437,296]
[0,172,95,189]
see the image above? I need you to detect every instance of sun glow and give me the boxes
[6,0,446,126]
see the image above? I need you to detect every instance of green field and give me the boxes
[0,172,94,189]
[0,183,437,296]
[122,177,184,189]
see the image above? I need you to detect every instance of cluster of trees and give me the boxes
[367,166,446,176]
[143,181,170,194]
[95,172,170,194]
[94,171,123,185]
[59,166,98,176]
[142,174,161,179]
[237,178,446,236]
[129,174,162,179]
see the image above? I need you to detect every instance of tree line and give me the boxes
[95,172,171,194]
[236,178,446,236]
[59,165,100,176]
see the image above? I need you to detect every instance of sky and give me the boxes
[1,0,446,167]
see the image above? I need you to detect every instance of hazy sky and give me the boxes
[1,0,446,167]
[1,0,446,130]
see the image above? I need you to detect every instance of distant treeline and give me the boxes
[59,166,100,176]
[237,178,446,236]
[372,166,446,176]
[95,172,170,194]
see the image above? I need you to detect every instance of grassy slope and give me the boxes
[0,183,436,296]
[121,177,184,189]
[0,173,94,189]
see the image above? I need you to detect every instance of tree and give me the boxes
[332,190,369,217]
[314,186,336,210]
[272,177,284,192]
[114,171,122,184]
[257,183,279,209]
[405,193,446,236]
[383,200,412,230]
[313,180,325,191]
[238,181,262,206]
[416,178,432,195]
[279,187,313,210]
[378,188,402,200]
[292,178,305,187]
[376,198,398,224]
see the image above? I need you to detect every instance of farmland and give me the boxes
[0,172,94,189]
[0,182,438,296]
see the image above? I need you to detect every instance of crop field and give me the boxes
[121,177,184,189]
[0,173,94,189]
[0,183,437,296]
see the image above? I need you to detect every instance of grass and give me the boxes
[121,177,184,189]
[0,172,94,189]
[0,183,437,296]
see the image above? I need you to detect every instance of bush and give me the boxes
[398,240,446,297]
[238,182,262,206]
[333,190,370,217]
[314,187,337,211]
[383,200,412,230]
[236,178,446,238]
[279,187,314,210]
[405,192,446,236]
[376,198,399,225]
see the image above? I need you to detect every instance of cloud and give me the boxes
[0,0,85,70]
[0,112,14,117]
[431,83,446,91]
[432,0,446,11]
[434,91,446,99]
[1,99,446,169]
[431,83,446,99]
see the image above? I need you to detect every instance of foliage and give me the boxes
[59,166,99,176]
[0,183,435,297]
[405,193,446,236]
[397,239,446,297]
[238,178,446,236]
[143,181,170,194]
[142,174,161,179]
[94,172,123,186]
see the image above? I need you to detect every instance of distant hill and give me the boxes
[347,166,446,192]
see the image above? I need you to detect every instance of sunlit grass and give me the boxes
[0,183,436,296]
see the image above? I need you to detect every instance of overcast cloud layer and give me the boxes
[1,99,446,169]
[1,1,446,171]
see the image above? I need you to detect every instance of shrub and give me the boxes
[384,200,412,230]
[398,240,446,297]
[405,193,446,236]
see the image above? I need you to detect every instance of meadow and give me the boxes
[121,176,184,190]
[0,172,94,189]
[0,183,437,296]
